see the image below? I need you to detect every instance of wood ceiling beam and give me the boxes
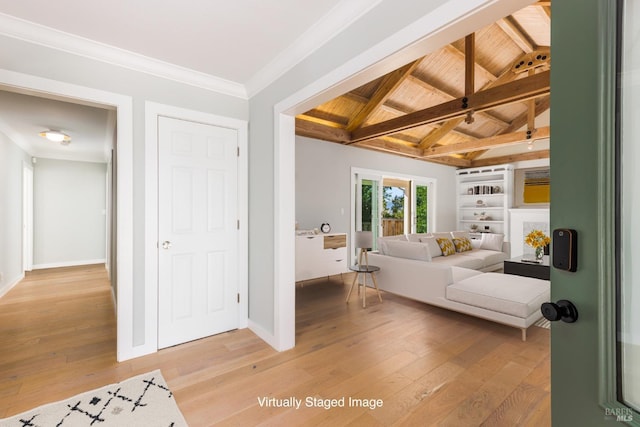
[352,139,424,158]
[423,126,549,158]
[427,156,472,168]
[379,101,413,116]
[444,44,498,84]
[418,118,465,149]
[351,70,550,143]
[511,49,550,75]
[380,102,484,141]
[406,75,511,128]
[295,117,351,144]
[503,95,550,133]
[470,149,549,168]
[354,138,472,167]
[464,95,550,160]
[302,109,349,127]
[497,16,535,52]
[342,92,369,104]
[465,34,475,96]
[346,60,421,132]
[416,49,533,150]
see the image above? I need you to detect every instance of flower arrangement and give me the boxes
[525,229,551,260]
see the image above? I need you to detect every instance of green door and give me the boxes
[551,0,639,424]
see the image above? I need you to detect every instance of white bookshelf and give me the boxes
[456,165,514,241]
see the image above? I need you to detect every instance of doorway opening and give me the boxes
[0,70,134,361]
[1,85,116,348]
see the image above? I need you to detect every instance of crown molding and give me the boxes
[244,0,384,98]
[0,12,248,99]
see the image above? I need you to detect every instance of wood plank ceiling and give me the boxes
[295,1,551,168]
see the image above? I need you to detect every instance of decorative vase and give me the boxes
[535,246,544,261]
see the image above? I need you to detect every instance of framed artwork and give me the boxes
[514,167,550,207]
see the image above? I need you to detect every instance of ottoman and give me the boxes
[445,272,550,340]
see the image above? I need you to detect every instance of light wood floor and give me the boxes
[0,265,550,426]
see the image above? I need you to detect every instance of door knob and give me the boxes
[162,241,172,250]
[540,300,578,323]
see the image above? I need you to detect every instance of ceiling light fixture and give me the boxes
[39,130,71,145]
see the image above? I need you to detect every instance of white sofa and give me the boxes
[377,232,509,272]
[367,232,549,340]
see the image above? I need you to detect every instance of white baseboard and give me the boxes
[0,273,25,299]
[32,259,106,270]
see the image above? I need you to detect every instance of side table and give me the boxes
[346,264,382,308]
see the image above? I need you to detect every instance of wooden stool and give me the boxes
[346,247,382,308]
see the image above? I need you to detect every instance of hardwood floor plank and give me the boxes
[0,267,550,426]
[439,361,532,426]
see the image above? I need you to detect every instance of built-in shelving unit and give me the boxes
[456,165,514,241]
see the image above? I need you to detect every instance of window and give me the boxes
[352,167,435,255]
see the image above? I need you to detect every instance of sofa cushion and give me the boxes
[459,249,508,266]
[431,232,454,240]
[452,237,473,253]
[446,273,550,318]
[430,255,484,269]
[451,230,471,240]
[407,233,429,242]
[377,234,407,255]
[385,240,431,261]
[480,233,504,251]
[419,236,442,258]
[436,238,456,256]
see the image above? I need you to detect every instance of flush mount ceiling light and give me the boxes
[39,130,71,145]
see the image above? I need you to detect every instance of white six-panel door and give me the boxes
[158,116,238,349]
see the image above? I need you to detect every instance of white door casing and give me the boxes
[157,116,239,349]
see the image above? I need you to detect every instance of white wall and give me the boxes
[0,132,31,296]
[295,136,457,234]
[32,158,107,268]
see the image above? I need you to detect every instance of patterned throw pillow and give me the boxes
[435,237,456,256]
[453,237,473,253]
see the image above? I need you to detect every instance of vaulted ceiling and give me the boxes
[295,1,551,168]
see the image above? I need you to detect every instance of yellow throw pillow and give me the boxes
[453,237,473,253]
[436,237,456,256]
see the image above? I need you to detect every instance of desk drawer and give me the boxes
[324,234,347,249]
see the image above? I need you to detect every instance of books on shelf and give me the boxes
[467,184,501,195]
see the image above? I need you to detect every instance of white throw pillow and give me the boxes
[407,233,429,243]
[385,240,432,261]
[377,237,388,255]
[419,236,442,258]
[430,232,453,240]
[480,233,505,252]
[377,234,408,255]
[451,230,471,240]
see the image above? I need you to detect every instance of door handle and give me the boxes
[162,241,172,250]
[540,299,578,323]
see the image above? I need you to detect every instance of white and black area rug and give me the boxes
[0,370,187,427]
